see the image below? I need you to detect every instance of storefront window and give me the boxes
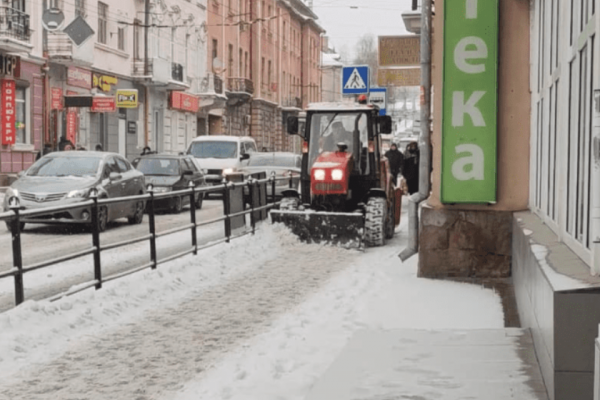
[15,86,27,144]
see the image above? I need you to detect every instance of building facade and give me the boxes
[207,0,324,152]
[423,0,600,399]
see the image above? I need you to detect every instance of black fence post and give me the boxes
[90,190,102,290]
[248,179,256,235]
[222,178,231,243]
[270,173,276,204]
[9,199,24,306]
[147,186,158,269]
[189,181,197,255]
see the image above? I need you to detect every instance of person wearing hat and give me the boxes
[324,121,350,151]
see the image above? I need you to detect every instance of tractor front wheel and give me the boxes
[364,197,387,247]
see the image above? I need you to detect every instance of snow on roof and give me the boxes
[190,135,255,142]
[322,53,343,67]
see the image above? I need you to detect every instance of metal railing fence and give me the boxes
[0,173,296,308]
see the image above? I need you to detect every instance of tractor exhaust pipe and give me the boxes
[399,0,432,262]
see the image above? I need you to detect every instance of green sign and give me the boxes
[441,0,498,203]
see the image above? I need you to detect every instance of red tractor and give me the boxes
[270,99,402,248]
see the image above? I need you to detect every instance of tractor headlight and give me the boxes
[223,168,235,175]
[313,169,326,181]
[331,169,344,181]
[153,186,172,193]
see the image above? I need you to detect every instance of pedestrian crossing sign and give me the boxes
[342,65,370,95]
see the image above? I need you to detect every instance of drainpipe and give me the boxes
[399,0,432,262]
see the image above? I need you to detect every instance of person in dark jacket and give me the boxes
[384,143,404,185]
[403,141,420,194]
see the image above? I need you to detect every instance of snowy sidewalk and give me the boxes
[305,329,548,400]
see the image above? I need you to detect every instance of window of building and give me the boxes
[118,26,125,51]
[268,60,272,86]
[212,39,218,61]
[133,20,141,60]
[228,44,234,77]
[244,51,248,78]
[15,86,29,145]
[261,57,265,85]
[75,0,85,17]
[239,48,243,77]
[12,0,25,12]
[98,2,108,44]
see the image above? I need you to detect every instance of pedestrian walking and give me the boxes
[402,141,420,195]
[95,144,103,152]
[384,143,404,186]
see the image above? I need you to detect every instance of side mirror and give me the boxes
[17,170,25,178]
[241,153,250,160]
[377,116,393,134]
[287,116,299,135]
[109,172,122,181]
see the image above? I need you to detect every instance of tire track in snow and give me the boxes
[0,233,358,400]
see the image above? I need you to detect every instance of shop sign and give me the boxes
[91,96,116,112]
[1,79,16,145]
[116,89,138,108]
[51,87,63,110]
[170,91,199,113]
[378,36,420,67]
[377,68,420,87]
[93,74,118,92]
[0,54,20,78]
[441,0,499,203]
[67,66,92,89]
[66,110,78,146]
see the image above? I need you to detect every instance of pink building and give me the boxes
[207,0,324,152]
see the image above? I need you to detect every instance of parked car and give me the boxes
[132,153,207,213]
[3,151,146,232]
[186,135,257,185]
[238,152,302,198]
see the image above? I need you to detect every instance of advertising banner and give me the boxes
[91,97,116,112]
[378,36,420,67]
[170,91,199,113]
[1,79,15,145]
[116,89,138,108]
[67,67,92,89]
[51,87,63,110]
[66,110,78,146]
[377,68,420,87]
[441,0,499,203]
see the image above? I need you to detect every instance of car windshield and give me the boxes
[136,158,180,176]
[247,154,299,168]
[27,156,101,177]
[188,141,238,159]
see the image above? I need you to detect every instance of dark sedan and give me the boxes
[132,154,207,213]
[3,151,146,232]
[239,152,301,197]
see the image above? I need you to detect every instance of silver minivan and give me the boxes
[186,135,257,185]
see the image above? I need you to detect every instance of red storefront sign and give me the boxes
[66,110,78,146]
[170,91,199,113]
[51,87,63,110]
[1,79,15,145]
[91,97,116,112]
[67,67,92,89]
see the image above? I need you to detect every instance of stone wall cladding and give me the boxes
[418,207,513,278]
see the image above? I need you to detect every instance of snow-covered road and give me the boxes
[0,209,505,400]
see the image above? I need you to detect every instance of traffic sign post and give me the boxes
[369,88,387,115]
[342,65,370,95]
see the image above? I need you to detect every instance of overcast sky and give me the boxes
[311,0,414,60]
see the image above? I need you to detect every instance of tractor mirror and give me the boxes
[287,116,299,135]
[377,116,393,134]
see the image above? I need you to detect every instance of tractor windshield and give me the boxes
[308,112,370,174]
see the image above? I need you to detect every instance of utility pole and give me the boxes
[144,0,150,147]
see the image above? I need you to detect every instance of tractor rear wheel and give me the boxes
[364,197,387,247]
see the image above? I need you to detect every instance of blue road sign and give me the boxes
[369,87,387,116]
[342,65,370,95]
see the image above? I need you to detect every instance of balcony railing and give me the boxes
[227,77,254,95]
[0,7,30,42]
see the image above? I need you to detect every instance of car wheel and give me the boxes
[128,200,144,224]
[172,196,183,214]
[195,193,204,210]
[97,206,108,232]
[5,221,25,233]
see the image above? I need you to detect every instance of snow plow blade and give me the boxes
[270,210,364,248]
